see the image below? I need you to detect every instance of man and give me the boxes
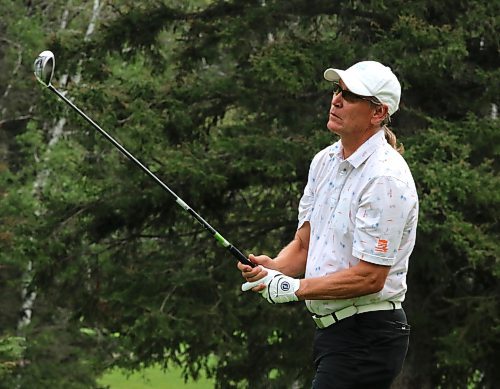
[238,60,418,388]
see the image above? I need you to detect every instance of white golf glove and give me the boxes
[241,266,300,304]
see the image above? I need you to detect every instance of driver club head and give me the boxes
[34,50,55,87]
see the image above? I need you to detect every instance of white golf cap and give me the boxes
[324,61,401,115]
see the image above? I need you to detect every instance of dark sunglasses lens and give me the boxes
[333,84,355,102]
[342,90,359,103]
[332,83,370,103]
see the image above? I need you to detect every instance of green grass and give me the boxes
[99,365,214,389]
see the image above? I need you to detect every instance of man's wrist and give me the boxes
[271,257,283,273]
[294,279,305,300]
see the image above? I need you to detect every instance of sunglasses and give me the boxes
[332,83,381,105]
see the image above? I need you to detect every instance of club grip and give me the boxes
[228,245,256,267]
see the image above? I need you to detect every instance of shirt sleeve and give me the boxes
[352,176,415,266]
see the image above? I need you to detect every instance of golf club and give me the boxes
[34,50,254,267]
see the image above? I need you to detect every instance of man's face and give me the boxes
[326,80,375,137]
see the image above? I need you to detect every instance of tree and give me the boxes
[1,0,498,387]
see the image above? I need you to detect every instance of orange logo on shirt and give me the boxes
[375,239,389,253]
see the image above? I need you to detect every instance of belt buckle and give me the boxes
[312,305,360,329]
[312,314,335,329]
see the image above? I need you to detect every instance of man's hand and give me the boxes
[241,266,300,304]
[237,254,274,293]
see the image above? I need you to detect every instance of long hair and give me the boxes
[383,124,404,154]
[373,101,404,154]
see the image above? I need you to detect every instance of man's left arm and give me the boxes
[295,260,389,300]
[242,259,389,303]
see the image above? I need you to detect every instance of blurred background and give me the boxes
[0,1,498,388]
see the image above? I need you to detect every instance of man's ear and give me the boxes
[371,104,389,126]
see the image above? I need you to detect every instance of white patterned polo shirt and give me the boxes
[298,130,418,316]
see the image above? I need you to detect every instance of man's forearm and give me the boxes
[295,260,390,300]
[273,240,307,277]
[272,223,310,277]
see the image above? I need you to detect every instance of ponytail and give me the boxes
[383,125,404,154]
[373,102,404,154]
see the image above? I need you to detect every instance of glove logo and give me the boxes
[280,281,290,292]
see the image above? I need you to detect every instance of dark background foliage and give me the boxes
[1,0,498,388]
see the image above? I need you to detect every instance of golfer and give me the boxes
[239,61,418,388]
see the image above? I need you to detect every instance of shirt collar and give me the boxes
[328,130,386,168]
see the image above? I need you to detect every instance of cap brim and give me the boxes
[324,68,341,82]
[323,68,372,97]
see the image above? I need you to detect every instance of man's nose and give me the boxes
[331,92,342,107]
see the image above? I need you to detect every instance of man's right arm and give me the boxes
[273,221,310,277]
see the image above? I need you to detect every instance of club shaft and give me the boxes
[48,85,253,267]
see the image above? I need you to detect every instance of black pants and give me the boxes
[311,309,410,389]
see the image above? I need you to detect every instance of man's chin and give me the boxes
[327,122,341,135]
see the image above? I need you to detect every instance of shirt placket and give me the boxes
[330,160,352,210]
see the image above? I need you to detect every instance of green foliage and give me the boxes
[0,336,25,387]
[0,0,498,388]
[404,115,499,387]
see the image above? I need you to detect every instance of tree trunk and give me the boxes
[17,0,102,331]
